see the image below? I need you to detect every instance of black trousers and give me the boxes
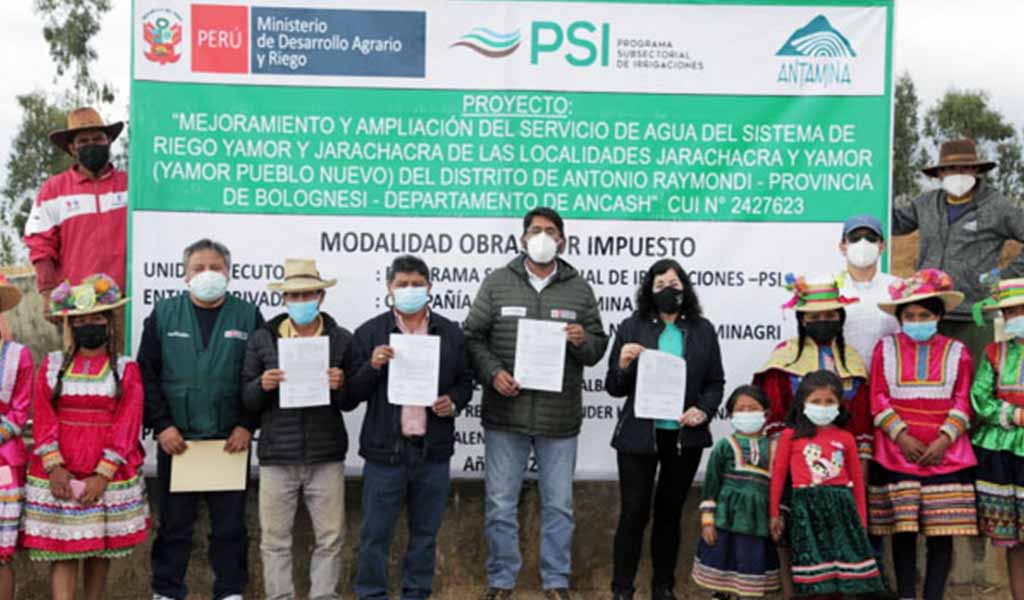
[150,448,250,600]
[892,533,954,600]
[612,429,704,594]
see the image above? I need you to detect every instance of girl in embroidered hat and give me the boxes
[970,270,1024,599]
[0,274,34,600]
[21,274,148,599]
[753,274,872,451]
[869,269,977,600]
[752,274,873,599]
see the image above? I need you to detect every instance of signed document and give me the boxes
[387,333,441,406]
[513,319,567,393]
[634,350,687,421]
[278,336,330,409]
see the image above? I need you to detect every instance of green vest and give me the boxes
[156,292,259,439]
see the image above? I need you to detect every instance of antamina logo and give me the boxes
[451,27,521,58]
[142,8,183,65]
[776,15,855,88]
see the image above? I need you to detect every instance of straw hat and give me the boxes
[0,274,22,313]
[48,107,124,155]
[48,274,129,318]
[921,139,996,177]
[782,273,859,313]
[267,259,336,293]
[972,270,1024,325]
[878,269,964,316]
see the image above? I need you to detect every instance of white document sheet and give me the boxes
[278,336,330,409]
[387,334,441,406]
[513,319,567,393]
[633,350,688,421]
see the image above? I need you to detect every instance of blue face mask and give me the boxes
[1005,316,1024,340]
[287,300,320,326]
[902,320,938,342]
[393,286,429,315]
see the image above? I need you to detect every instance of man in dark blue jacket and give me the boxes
[344,254,474,600]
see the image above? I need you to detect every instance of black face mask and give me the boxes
[653,287,684,314]
[73,324,109,350]
[77,143,110,173]
[805,320,842,346]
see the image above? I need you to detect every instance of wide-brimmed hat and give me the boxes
[922,139,997,177]
[267,259,336,293]
[49,274,129,317]
[878,269,964,316]
[48,107,124,155]
[0,274,23,313]
[782,274,859,313]
[972,270,1024,325]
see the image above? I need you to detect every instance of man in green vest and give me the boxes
[139,238,264,600]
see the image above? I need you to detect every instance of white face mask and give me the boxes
[731,411,767,434]
[846,239,881,269]
[188,270,228,303]
[526,233,558,265]
[942,174,976,198]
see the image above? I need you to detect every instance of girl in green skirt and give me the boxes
[768,370,886,598]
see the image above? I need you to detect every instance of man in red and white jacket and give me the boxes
[23,107,127,313]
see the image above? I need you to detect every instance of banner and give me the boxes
[129,0,894,478]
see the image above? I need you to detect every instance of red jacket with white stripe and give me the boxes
[23,165,127,293]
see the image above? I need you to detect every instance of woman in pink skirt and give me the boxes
[22,275,149,600]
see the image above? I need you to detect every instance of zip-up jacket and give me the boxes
[343,310,473,464]
[241,312,355,465]
[893,181,1024,320]
[605,313,725,455]
[23,165,127,293]
[464,255,609,437]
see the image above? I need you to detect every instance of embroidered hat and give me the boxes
[0,274,22,313]
[48,107,124,155]
[921,138,996,177]
[266,258,336,293]
[49,274,129,317]
[782,273,859,313]
[972,269,1024,325]
[878,269,964,316]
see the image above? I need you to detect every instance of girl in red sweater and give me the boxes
[769,370,886,598]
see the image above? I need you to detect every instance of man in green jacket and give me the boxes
[893,138,1024,364]
[139,238,263,600]
[465,208,609,600]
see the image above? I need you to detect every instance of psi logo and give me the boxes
[451,27,522,58]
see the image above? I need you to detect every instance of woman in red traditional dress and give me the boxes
[22,274,149,600]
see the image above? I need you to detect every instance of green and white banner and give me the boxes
[129,0,894,478]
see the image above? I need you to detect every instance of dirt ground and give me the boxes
[178,583,1006,599]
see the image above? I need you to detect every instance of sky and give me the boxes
[1,0,1023,189]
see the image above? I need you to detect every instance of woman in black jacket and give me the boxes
[605,258,726,600]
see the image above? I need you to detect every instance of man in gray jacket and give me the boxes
[465,208,609,600]
[893,138,1024,362]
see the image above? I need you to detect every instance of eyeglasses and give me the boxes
[846,231,881,244]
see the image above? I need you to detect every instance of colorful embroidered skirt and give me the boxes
[692,529,781,597]
[21,471,150,561]
[868,463,978,537]
[788,486,886,597]
[0,464,25,564]
[974,446,1024,547]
